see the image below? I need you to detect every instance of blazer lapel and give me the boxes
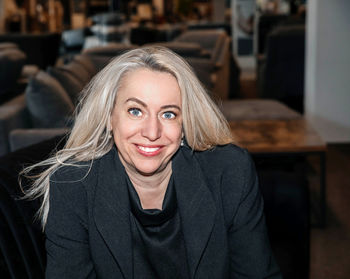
[173,147,216,279]
[93,148,133,279]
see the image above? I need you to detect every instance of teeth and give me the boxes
[138,146,160,152]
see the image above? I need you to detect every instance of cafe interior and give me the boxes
[0,0,349,278]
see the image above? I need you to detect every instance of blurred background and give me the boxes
[0,0,349,278]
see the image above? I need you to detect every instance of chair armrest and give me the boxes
[9,128,69,152]
[214,37,231,69]
[185,57,216,90]
[186,57,216,73]
[0,94,31,156]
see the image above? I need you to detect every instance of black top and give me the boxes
[45,144,282,278]
[127,176,190,279]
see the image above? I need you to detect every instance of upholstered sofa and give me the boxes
[86,29,235,100]
[0,33,61,70]
[0,51,116,156]
[0,136,65,278]
[149,29,233,100]
[0,43,27,104]
[0,42,142,156]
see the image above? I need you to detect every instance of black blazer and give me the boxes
[45,144,282,278]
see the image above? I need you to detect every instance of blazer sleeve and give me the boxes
[45,171,96,279]
[226,150,282,278]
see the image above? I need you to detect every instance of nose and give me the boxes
[141,115,162,141]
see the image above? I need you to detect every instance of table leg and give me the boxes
[319,152,327,227]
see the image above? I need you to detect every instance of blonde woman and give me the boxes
[24,47,281,278]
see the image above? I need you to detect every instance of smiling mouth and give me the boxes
[136,145,163,156]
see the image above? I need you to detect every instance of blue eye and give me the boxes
[128,108,142,117]
[162,112,176,119]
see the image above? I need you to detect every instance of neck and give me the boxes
[120,157,173,210]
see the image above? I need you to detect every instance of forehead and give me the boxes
[116,68,181,106]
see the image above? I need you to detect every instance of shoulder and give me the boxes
[193,145,258,218]
[47,151,115,227]
[183,144,257,199]
[50,160,96,193]
[48,160,96,221]
[49,148,117,201]
[194,144,254,175]
[50,147,117,189]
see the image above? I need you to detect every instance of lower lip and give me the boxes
[135,145,163,157]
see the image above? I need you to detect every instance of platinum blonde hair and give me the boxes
[22,46,233,227]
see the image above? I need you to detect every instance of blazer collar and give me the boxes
[93,146,216,279]
[93,147,133,279]
[172,147,216,278]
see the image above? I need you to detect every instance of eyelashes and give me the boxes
[128,108,142,117]
[127,107,178,120]
[162,111,176,119]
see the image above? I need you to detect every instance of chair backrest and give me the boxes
[0,48,26,96]
[82,43,136,57]
[130,26,159,45]
[0,136,65,278]
[0,185,45,278]
[175,29,227,63]
[257,14,288,55]
[0,33,61,69]
[261,25,305,113]
[144,41,208,58]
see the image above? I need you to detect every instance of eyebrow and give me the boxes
[125,98,181,111]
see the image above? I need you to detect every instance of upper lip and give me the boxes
[135,144,164,148]
[135,144,164,153]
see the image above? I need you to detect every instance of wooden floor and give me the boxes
[237,57,350,278]
[309,144,350,279]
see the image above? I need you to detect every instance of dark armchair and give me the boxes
[0,46,26,103]
[0,33,61,69]
[258,25,306,113]
[0,136,65,278]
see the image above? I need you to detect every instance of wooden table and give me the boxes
[229,118,326,153]
[229,118,327,226]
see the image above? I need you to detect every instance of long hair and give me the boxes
[21,46,233,227]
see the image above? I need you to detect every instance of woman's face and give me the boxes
[110,68,183,176]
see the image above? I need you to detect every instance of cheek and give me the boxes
[111,114,137,138]
[165,123,183,142]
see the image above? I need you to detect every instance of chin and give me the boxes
[134,165,163,176]
[133,160,168,176]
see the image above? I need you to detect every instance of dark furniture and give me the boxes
[0,137,65,279]
[0,33,61,69]
[258,167,310,279]
[188,22,232,37]
[0,37,237,157]
[258,25,306,113]
[130,24,184,45]
[0,44,27,104]
[256,14,289,56]
[0,51,115,156]
[170,29,234,100]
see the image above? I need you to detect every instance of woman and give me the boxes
[24,47,281,278]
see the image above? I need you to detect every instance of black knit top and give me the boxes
[127,176,190,279]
